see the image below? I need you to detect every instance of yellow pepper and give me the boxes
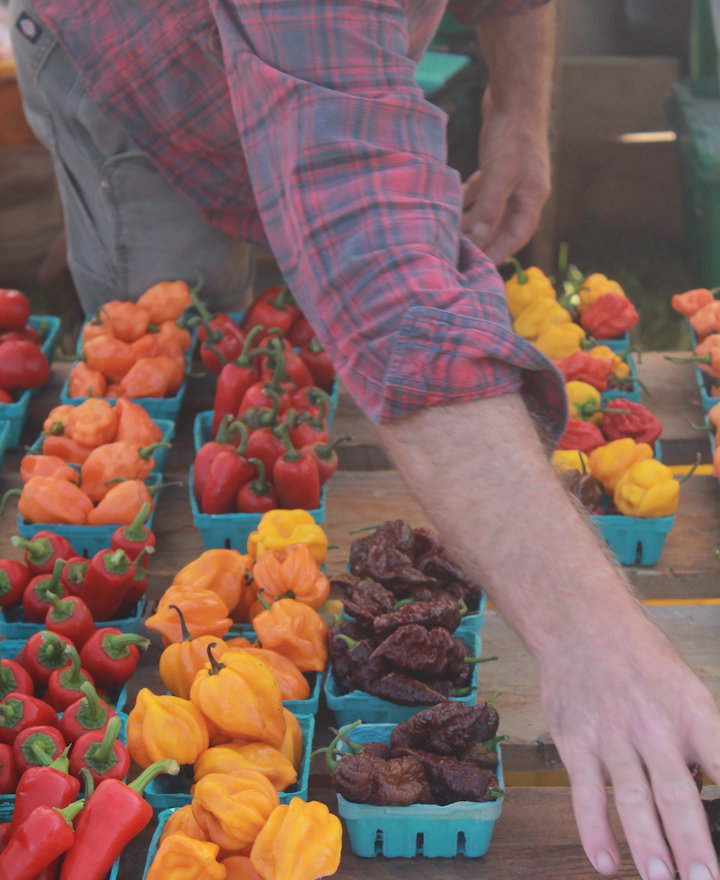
[551,450,589,474]
[247,510,328,565]
[513,298,571,341]
[252,544,329,610]
[588,345,631,379]
[190,648,286,748]
[192,770,280,853]
[194,742,297,792]
[250,799,342,880]
[533,323,587,360]
[613,459,679,518]
[252,597,328,673]
[146,586,234,647]
[172,550,251,615]
[566,381,608,425]
[588,438,654,493]
[578,273,625,314]
[221,856,263,880]
[504,258,557,319]
[225,646,310,701]
[160,804,213,846]
[127,688,209,769]
[278,709,303,771]
[159,606,231,700]
[146,833,226,880]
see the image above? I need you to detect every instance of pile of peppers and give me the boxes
[69,280,194,399]
[669,286,720,396]
[320,703,505,807]
[0,288,52,401]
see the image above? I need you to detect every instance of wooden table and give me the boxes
[0,357,717,879]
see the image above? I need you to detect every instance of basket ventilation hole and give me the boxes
[416,832,424,855]
[224,538,232,550]
[634,541,643,565]
[457,831,467,855]
[374,830,384,856]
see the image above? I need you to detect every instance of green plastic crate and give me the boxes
[415,51,471,97]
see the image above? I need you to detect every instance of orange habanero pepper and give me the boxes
[82,310,115,344]
[118,358,170,399]
[68,361,107,399]
[252,544,329,610]
[80,441,168,502]
[152,356,185,394]
[102,299,152,343]
[158,320,192,352]
[42,404,76,436]
[20,454,79,484]
[252,597,328,672]
[130,334,160,360]
[81,335,137,383]
[689,301,720,339]
[67,398,119,448]
[1,476,93,525]
[137,280,192,325]
[147,585,233,646]
[86,478,157,526]
[114,398,164,445]
[226,646,310,702]
[41,434,94,465]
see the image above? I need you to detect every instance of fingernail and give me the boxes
[595,850,617,875]
[689,865,715,880]
[647,857,673,880]
[472,222,490,240]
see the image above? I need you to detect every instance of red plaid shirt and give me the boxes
[30,0,564,432]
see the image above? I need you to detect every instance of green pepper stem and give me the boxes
[0,489,23,517]
[324,720,363,771]
[30,739,56,767]
[56,800,85,827]
[235,325,265,368]
[333,634,357,649]
[504,257,528,285]
[169,604,194,642]
[483,735,509,749]
[132,546,154,581]
[92,716,121,763]
[128,759,181,794]
[138,443,171,462]
[348,524,379,535]
[256,592,272,611]
[488,787,505,801]
[122,502,152,542]
[314,435,353,462]
[392,598,414,611]
[487,691,502,706]
[49,746,71,774]
[458,599,468,617]
[579,452,588,476]
[247,459,273,497]
[676,452,702,485]
[80,681,102,721]
[453,686,477,697]
[206,643,225,676]
[464,655,499,664]
[80,766,95,799]
[214,414,233,444]
[276,421,302,463]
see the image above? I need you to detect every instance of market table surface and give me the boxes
[0,356,716,879]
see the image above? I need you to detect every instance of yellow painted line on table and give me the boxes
[669,464,714,476]
[642,598,720,607]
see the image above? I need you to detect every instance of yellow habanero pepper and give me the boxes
[190,647,286,747]
[225,646,310,701]
[127,688,209,769]
[160,804,212,846]
[159,605,231,700]
[588,438,654,493]
[513,298,571,341]
[588,345,631,379]
[192,770,280,853]
[147,833,226,880]
[247,510,328,565]
[146,586,233,647]
[172,549,251,616]
[278,709,303,771]
[577,273,625,314]
[504,257,556,319]
[194,742,297,792]
[252,543,329,610]
[613,459,680,518]
[565,381,608,425]
[250,799,342,880]
[551,450,590,474]
[533,323,587,360]
[252,597,328,673]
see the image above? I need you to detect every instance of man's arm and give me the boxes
[461,1,555,263]
[378,394,720,880]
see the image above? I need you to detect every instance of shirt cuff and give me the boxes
[447,0,553,26]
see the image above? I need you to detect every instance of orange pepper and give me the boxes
[159,320,192,351]
[114,398,164,446]
[68,361,107,399]
[252,544,329,610]
[104,384,124,399]
[671,288,715,318]
[689,301,720,339]
[159,609,231,700]
[160,804,212,846]
[147,585,233,646]
[129,334,159,360]
[66,399,118,448]
[231,579,258,624]
[225,646,310,702]
[80,441,167,502]
[154,333,185,362]
[2,476,93,525]
[221,856,263,880]
[20,455,79,484]
[278,709,303,771]
[41,434,94,465]
[118,358,170,398]
[81,311,115,344]
[137,280,192,324]
[153,356,185,394]
[42,405,75,436]
[102,300,152,343]
[252,597,328,672]
[86,478,155,526]
[81,335,137,384]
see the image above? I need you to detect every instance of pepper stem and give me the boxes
[314,435,353,462]
[146,481,183,497]
[458,599,468,617]
[49,746,71,774]
[101,632,151,660]
[214,414,233,444]
[138,443,171,462]
[488,787,505,800]
[233,421,250,457]
[30,738,57,767]
[256,591,272,611]
[270,281,291,310]
[348,524,379,535]
[56,800,85,827]
[132,546,154,581]
[90,716,121,764]
[323,720,363,771]
[80,766,95,799]
[333,634,357,649]
[676,452,702,484]
[10,535,52,565]
[248,459,272,497]
[236,325,265,368]
[487,691,502,706]
[504,257,528,285]
[392,598,414,611]
[0,489,23,517]
[464,655,499,664]
[169,604,193,642]
[127,758,181,794]
[483,735,509,749]
[103,549,131,577]
[453,686,478,697]
[122,502,152,542]
[80,681,103,722]
[206,643,225,676]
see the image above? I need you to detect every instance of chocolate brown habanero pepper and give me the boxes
[390,747,503,806]
[389,701,501,757]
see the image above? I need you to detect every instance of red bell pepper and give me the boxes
[79,628,150,691]
[0,559,31,607]
[0,743,19,794]
[0,694,59,745]
[200,447,254,514]
[290,391,330,448]
[60,557,88,597]
[60,682,115,745]
[558,419,607,454]
[110,501,155,562]
[286,314,315,349]
[0,289,31,332]
[242,282,298,336]
[115,545,154,618]
[580,293,639,340]
[303,435,352,485]
[10,748,79,831]
[77,548,134,621]
[45,647,95,713]
[22,631,76,688]
[11,532,76,576]
[69,716,130,785]
[299,338,335,391]
[13,725,66,774]
[0,659,34,702]
[194,417,246,502]
[236,459,279,514]
[601,399,663,446]
[59,758,180,880]
[0,800,85,880]
[22,559,69,624]
[273,423,321,510]
[44,593,97,650]
[211,325,264,438]
[0,340,50,390]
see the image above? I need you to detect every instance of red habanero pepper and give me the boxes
[0,558,31,607]
[580,293,639,340]
[211,326,264,438]
[0,800,85,880]
[194,417,246,503]
[115,546,154,618]
[22,631,76,688]
[273,423,321,510]
[558,419,607,455]
[286,314,315,349]
[243,283,298,336]
[69,715,129,784]
[44,593,97,650]
[0,694,59,745]
[0,659,34,701]
[303,435,352,486]
[80,628,150,691]
[60,682,115,745]
[59,758,180,880]
[22,559,69,624]
[60,557,89,596]
[11,748,79,831]
[236,458,279,514]
[200,447,254,514]
[0,743,19,794]
[299,338,336,391]
[290,391,330,448]
[556,351,615,392]
[601,399,663,446]
[45,647,95,713]
[13,725,66,774]
[11,532,76,576]
[110,501,155,562]
[77,548,134,621]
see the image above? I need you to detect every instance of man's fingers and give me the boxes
[467,173,514,248]
[565,752,621,874]
[481,201,542,265]
[461,170,483,210]
[687,693,720,786]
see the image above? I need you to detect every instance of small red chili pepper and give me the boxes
[22,559,69,624]
[239,350,294,416]
[194,417,247,503]
[211,325,264,437]
[0,743,19,794]
[286,314,315,349]
[45,647,95,714]
[115,545,153,618]
[110,501,156,562]
[13,725,66,774]
[0,289,31,332]
[22,631,76,688]
[77,549,134,622]
[303,434,352,486]
[299,338,335,391]
[0,340,50,390]
[60,557,89,597]
[291,385,325,417]
[60,681,115,745]
[239,390,281,432]
[79,628,150,691]
[0,559,31,607]
[69,716,129,785]
[236,458,279,514]
[245,411,293,478]
[272,423,321,510]
[558,419,607,455]
[580,293,639,340]
[0,694,59,745]
[290,391,330,448]
[200,447,254,514]
[0,800,85,880]
[59,758,180,880]
[10,747,79,832]
[11,532,76,577]
[242,283,298,336]
[264,348,314,390]
[192,290,246,375]
[0,659,34,702]
[44,593,97,650]
[601,399,663,446]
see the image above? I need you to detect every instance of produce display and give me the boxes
[0,290,51,396]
